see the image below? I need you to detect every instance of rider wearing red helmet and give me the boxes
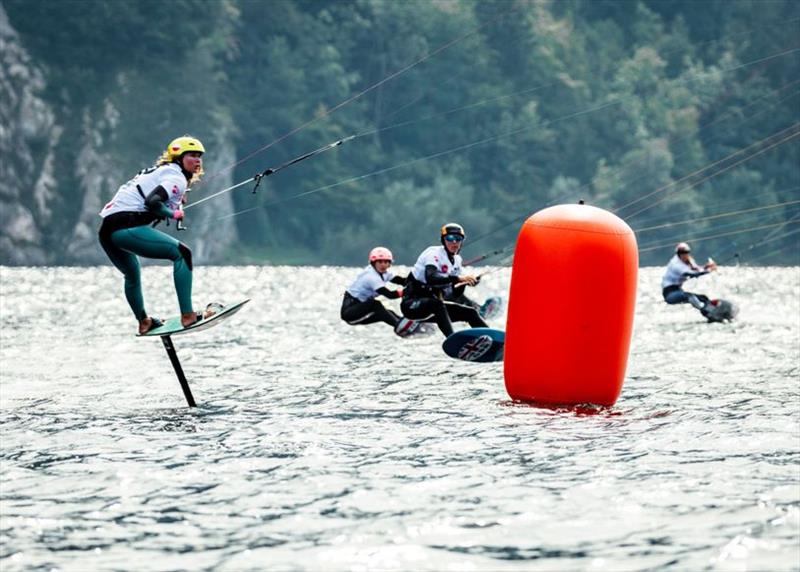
[341,247,408,332]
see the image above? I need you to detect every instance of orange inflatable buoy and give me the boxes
[504,203,638,406]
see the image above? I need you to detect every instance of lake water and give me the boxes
[1,265,798,571]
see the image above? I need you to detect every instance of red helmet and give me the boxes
[368,246,393,263]
[675,242,691,254]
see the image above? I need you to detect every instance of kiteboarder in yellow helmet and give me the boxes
[98,135,207,334]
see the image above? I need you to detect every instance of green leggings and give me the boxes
[100,225,193,320]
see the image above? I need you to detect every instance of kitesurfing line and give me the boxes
[458,62,800,248]
[470,129,800,265]
[618,183,800,231]
[194,3,522,190]
[465,195,800,267]
[614,122,798,219]
[619,122,800,219]
[187,82,561,211]
[638,220,800,252]
[464,245,514,266]
[466,111,800,252]
[741,228,800,264]
[189,45,797,226]
[637,203,800,261]
[749,210,800,248]
[186,135,357,210]
[353,82,559,139]
[212,99,624,222]
[366,18,800,145]
[616,86,800,216]
[179,38,798,271]
[644,209,800,249]
[191,90,618,219]
[477,217,800,266]
[443,46,798,266]
[711,46,799,75]
[634,199,800,233]
[717,233,799,266]
[718,211,800,263]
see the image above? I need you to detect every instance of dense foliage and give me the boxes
[5,0,799,265]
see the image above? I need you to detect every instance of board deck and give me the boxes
[137,299,250,338]
[442,327,505,362]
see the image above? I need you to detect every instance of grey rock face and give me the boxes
[0,5,56,265]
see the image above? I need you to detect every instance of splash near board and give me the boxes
[479,296,503,320]
[442,327,505,362]
[138,299,250,408]
[704,298,738,323]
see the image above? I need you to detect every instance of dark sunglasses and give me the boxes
[444,234,464,243]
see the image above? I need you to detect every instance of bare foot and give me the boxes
[181,312,201,328]
[138,317,153,335]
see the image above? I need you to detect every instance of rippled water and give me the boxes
[1,265,798,571]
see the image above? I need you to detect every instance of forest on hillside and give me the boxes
[2,0,798,266]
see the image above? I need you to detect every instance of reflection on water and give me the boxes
[1,266,798,571]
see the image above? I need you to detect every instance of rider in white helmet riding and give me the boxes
[341,247,409,334]
[661,242,718,317]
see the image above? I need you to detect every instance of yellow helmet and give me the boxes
[166,135,205,160]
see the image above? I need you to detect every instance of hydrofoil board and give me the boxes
[442,327,505,362]
[138,299,250,338]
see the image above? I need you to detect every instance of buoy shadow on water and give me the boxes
[496,399,622,417]
[496,399,674,419]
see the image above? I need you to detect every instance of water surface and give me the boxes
[1,266,798,571]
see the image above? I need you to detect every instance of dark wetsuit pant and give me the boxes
[340,292,400,327]
[99,220,193,320]
[449,293,480,311]
[401,296,487,337]
[662,285,709,310]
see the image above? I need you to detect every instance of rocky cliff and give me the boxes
[0,4,237,266]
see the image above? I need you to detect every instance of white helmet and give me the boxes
[368,246,393,263]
